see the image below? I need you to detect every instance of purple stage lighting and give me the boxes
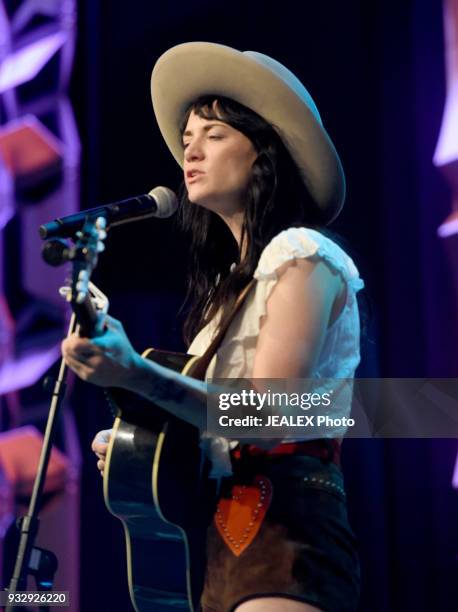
[434,0,458,224]
[0,31,67,93]
[11,0,62,34]
[0,0,79,395]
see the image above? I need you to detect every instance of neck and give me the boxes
[217,210,247,260]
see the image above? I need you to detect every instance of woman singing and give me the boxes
[62,42,364,612]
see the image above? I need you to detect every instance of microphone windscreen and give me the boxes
[149,186,179,218]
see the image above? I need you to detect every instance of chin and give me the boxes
[187,188,241,216]
[187,190,215,210]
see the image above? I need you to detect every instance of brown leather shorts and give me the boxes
[200,453,360,612]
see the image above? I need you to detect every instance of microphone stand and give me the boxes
[5,313,77,611]
[6,215,107,609]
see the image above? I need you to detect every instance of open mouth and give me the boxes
[187,171,205,183]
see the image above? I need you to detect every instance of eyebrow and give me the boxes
[182,122,227,139]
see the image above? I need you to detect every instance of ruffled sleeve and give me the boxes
[242,227,364,338]
[255,227,363,290]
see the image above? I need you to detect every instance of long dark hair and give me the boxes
[178,95,324,346]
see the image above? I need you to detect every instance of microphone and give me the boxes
[39,186,178,240]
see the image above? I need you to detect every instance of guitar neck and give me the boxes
[72,295,98,338]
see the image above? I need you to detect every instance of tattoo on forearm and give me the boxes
[149,376,187,404]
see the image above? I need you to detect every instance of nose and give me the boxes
[184,137,205,162]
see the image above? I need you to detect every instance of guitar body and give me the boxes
[103,350,217,612]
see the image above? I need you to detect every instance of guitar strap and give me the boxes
[187,279,256,381]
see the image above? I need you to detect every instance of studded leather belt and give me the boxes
[231,438,341,466]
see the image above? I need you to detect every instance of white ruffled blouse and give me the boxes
[188,227,364,478]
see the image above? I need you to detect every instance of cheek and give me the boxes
[223,153,255,188]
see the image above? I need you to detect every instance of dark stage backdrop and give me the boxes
[69,1,458,611]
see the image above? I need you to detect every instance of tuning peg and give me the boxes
[59,286,72,302]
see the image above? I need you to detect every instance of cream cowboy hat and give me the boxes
[151,42,345,223]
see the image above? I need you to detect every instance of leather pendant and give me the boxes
[215,475,273,557]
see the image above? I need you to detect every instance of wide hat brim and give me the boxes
[151,42,345,223]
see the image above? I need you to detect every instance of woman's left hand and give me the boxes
[61,315,141,388]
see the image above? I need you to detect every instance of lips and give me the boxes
[186,169,205,184]
[186,169,205,179]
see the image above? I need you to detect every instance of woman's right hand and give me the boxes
[91,429,112,477]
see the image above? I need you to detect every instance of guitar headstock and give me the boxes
[55,216,108,338]
[68,216,107,306]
